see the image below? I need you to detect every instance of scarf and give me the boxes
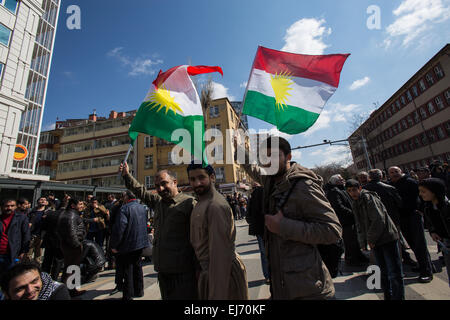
[38,272,61,300]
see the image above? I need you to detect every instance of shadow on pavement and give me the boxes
[239,249,261,256]
[248,279,267,289]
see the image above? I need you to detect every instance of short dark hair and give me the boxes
[121,190,136,200]
[345,179,360,189]
[90,197,98,202]
[67,198,81,209]
[1,199,16,207]
[261,136,291,157]
[17,197,29,205]
[187,162,215,176]
[0,261,41,295]
[156,170,177,180]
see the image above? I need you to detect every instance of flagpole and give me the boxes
[118,144,133,178]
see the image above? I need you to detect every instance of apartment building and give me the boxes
[349,44,450,172]
[0,0,60,179]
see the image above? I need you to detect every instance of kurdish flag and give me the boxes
[242,46,349,134]
[129,65,223,162]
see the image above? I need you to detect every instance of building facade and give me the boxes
[0,0,60,179]
[349,44,450,172]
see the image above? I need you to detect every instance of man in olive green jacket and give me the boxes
[236,136,342,300]
[119,162,197,300]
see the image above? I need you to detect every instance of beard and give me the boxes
[194,184,211,196]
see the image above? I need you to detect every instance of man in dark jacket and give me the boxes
[80,239,106,283]
[0,199,30,277]
[365,169,415,266]
[0,261,70,300]
[388,166,434,283]
[41,208,64,280]
[27,196,51,263]
[246,183,269,283]
[326,174,368,266]
[346,179,404,300]
[56,198,87,297]
[110,190,150,300]
[119,162,198,300]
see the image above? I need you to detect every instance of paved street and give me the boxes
[77,219,449,300]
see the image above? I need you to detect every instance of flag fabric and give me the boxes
[242,46,349,134]
[129,65,223,163]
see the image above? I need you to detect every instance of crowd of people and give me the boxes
[0,135,448,301]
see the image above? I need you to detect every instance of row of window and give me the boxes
[61,135,130,154]
[366,63,446,133]
[365,88,450,151]
[371,121,450,164]
[64,118,132,136]
[58,155,133,173]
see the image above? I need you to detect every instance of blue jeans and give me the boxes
[373,240,405,300]
[256,235,269,280]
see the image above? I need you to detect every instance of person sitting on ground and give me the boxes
[0,261,70,300]
[80,239,106,284]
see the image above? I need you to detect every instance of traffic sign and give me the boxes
[14,144,28,161]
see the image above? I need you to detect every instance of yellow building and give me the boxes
[135,97,252,194]
[55,111,136,187]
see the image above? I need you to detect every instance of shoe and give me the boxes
[417,275,433,283]
[110,286,122,295]
[133,291,144,298]
[411,266,420,273]
[69,289,86,297]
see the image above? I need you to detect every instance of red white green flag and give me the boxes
[243,46,350,134]
[129,65,223,163]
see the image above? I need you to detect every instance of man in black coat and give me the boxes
[80,239,106,283]
[365,169,416,266]
[110,190,150,300]
[388,166,434,283]
[56,198,87,297]
[326,175,368,266]
[0,199,30,277]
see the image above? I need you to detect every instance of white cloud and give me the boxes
[349,77,370,91]
[291,150,302,162]
[301,110,332,136]
[311,145,353,166]
[41,123,55,131]
[281,18,331,55]
[240,81,248,88]
[384,0,450,48]
[260,126,294,140]
[108,47,163,77]
[211,81,236,101]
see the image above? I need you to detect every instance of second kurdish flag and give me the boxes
[242,46,350,134]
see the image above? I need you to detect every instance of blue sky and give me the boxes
[43,0,450,168]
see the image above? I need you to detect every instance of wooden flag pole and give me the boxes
[118,144,133,178]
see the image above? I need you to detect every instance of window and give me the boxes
[393,125,398,135]
[403,142,409,152]
[419,107,427,119]
[409,139,415,150]
[434,65,444,79]
[397,122,402,133]
[445,121,450,136]
[0,63,3,78]
[391,104,396,114]
[427,102,436,115]
[0,23,11,46]
[428,130,436,143]
[426,73,434,86]
[214,167,225,182]
[414,137,420,148]
[412,85,419,97]
[1,0,18,14]
[419,79,426,92]
[421,133,428,145]
[209,106,219,118]
[387,109,392,117]
[406,115,413,127]
[445,90,450,105]
[400,96,406,105]
[436,126,446,139]
[144,155,153,169]
[388,128,393,138]
[406,90,412,102]
[144,136,153,148]
[435,96,444,110]
[413,111,420,123]
[396,100,401,110]
[402,119,408,130]
[145,176,154,189]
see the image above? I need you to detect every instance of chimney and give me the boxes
[89,114,97,122]
[119,112,126,118]
[109,111,118,119]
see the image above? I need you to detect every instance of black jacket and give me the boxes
[423,199,450,239]
[81,239,106,268]
[390,175,420,218]
[364,181,403,226]
[325,184,355,227]
[41,209,63,250]
[246,186,265,236]
[110,200,150,254]
[56,209,86,248]
[0,213,30,261]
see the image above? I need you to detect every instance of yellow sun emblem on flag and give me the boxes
[146,85,184,115]
[270,71,293,111]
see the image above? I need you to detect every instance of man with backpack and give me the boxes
[236,135,342,300]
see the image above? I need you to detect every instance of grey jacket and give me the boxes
[351,190,399,248]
